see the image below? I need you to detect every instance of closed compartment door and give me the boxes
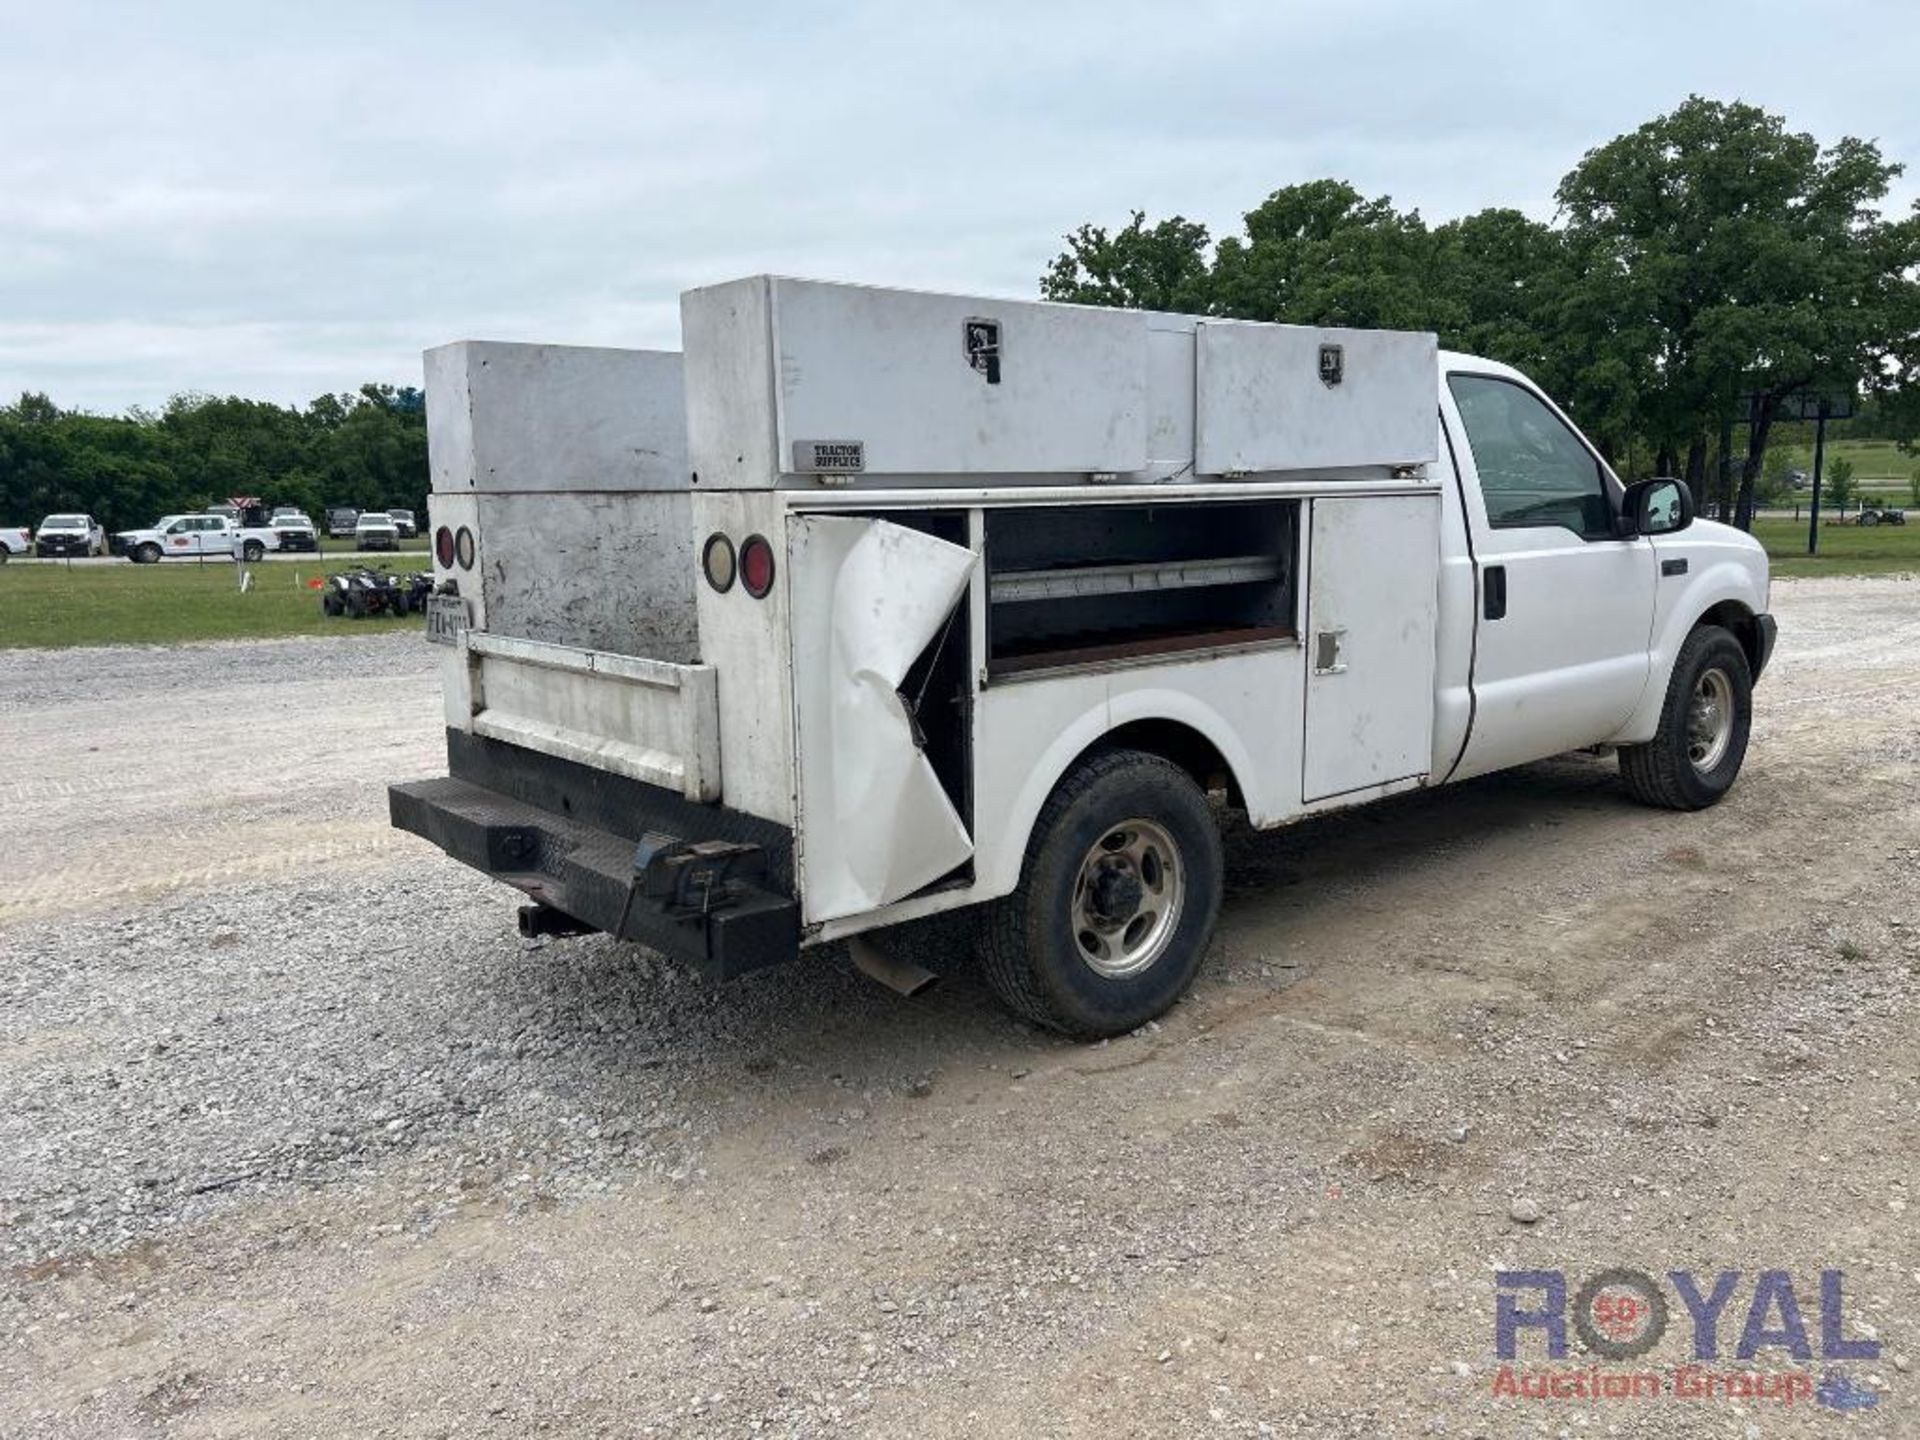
[1303,495,1440,802]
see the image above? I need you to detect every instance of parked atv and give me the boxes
[1857,503,1907,527]
[323,567,435,619]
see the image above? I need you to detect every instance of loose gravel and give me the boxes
[1,579,1916,1438]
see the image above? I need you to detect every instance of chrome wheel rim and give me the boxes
[1071,818,1185,979]
[1687,668,1734,773]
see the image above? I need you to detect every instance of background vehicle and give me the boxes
[116,514,236,562]
[34,514,106,557]
[354,512,400,551]
[271,512,320,552]
[387,508,419,538]
[392,280,1775,1040]
[325,506,360,538]
[0,525,29,561]
[1858,502,1907,526]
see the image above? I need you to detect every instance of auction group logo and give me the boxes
[1494,1269,1883,1411]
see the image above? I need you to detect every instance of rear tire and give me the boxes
[1619,625,1752,811]
[979,749,1223,1039]
[242,540,265,562]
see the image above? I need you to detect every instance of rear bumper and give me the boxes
[390,730,798,979]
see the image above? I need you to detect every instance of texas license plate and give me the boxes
[425,593,468,647]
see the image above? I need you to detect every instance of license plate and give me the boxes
[425,593,468,647]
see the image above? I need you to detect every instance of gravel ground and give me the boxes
[1,580,1917,1438]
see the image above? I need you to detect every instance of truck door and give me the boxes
[1443,371,1656,777]
[1303,494,1440,803]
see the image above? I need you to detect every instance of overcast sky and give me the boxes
[4,0,1917,413]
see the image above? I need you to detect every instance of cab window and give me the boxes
[165,520,188,534]
[1448,374,1613,540]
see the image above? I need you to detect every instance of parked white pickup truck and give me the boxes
[391,279,1774,1038]
[117,510,284,562]
[35,513,107,557]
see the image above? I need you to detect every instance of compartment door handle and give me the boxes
[1483,565,1507,621]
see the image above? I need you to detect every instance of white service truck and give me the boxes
[391,278,1774,1038]
[115,509,284,562]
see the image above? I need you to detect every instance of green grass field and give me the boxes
[1751,516,1920,578]
[0,560,422,648]
[1772,438,1920,499]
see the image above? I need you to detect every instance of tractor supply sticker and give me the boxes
[792,440,865,475]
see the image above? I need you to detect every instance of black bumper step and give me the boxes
[389,775,799,980]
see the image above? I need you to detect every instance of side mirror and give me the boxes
[1621,477,1694,537]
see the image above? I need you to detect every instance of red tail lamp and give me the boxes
[739,534,775,598]
[434,526,456,568]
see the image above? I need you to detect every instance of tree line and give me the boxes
[0,384,428,532]
[1043,96,1920,522]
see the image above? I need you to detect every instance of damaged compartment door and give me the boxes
[790,516,977,925]
[1302,495,1440,803]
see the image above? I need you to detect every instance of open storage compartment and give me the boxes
[985,500,1299,678]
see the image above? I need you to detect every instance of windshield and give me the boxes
[42,515,86,528]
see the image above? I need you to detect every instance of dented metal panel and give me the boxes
[789,516,977,923]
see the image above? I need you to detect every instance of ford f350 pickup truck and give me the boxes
[391,278,1774,1038]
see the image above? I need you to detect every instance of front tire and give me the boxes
[135,542,161,564]
[979,749,1223,1039]
[1619,625,1752,811]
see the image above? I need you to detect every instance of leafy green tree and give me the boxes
[1041,98,1920,505]
[1041,212,1214,312]
[1824,456,1856,510]
[1555,97,1920,521]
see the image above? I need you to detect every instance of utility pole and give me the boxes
[1807,398,1829,557]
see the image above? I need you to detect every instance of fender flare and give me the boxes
[974,688,1257,901]
[1612,561,1765,745]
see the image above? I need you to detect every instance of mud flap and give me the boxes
[790,517,977,923]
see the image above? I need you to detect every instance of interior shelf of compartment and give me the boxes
[989,553,1285,604]
[984,499,1299,679]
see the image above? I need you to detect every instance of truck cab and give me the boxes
[392,278,1772,1038]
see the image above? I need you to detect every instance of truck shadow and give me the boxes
[522,752,1640,1085]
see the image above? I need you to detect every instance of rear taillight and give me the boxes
[701,532,736,593]
[434,526,455,568]
[739,534,775,598]
[454,526,475,570]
